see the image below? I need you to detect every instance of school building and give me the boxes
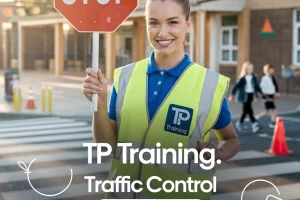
[1,0,300,92]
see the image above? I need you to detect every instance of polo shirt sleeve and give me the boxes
[108,85,117,120]
[213,98,232,129]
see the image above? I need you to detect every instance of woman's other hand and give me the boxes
[82,68,108,104]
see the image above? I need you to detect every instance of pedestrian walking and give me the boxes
[257,64,280,128]
[228,61,263,133]
[83,0,239,199]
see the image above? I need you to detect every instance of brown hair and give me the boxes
[146,0,191,21]
[264,63,274,70]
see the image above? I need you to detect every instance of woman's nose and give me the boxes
[158,24,169,38]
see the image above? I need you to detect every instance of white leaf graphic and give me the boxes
[18,161,28,172]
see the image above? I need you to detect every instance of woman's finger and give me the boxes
[196,141,209,150]
[83,88,101,95]
[86,68,98,78]
[83,83,103,92]
[97,69,107,84]
[83,76,101,86]
[206,143,216,149]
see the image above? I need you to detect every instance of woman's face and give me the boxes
[146,0,190,56]
[246,64,254,74]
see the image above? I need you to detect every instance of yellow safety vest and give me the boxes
[105,58,230,199]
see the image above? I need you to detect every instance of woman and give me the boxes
[229,61,262,133]
[83,0,239,199]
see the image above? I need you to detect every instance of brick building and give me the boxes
[1,0,300,92]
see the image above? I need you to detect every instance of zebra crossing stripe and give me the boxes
[217,161,300,182]
[0,132,92,145]
[0,150,271,167]
[0,149,267,168]
[258,133,300,142]
[0,140,93,154]
[0,162,111,184]
[0,127,92,139]
[0,150,98,167]
[0,118,76,128]
[1,183,102,200]
[0,122,88,133]
[229,150,273,161]
[0,117,61,125]
[211,183,300,200]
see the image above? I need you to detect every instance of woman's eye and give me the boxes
[149,21,159,26]
[169,21,178,25]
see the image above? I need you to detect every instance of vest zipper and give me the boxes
[133,63,193,198]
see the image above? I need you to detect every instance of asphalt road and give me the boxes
[214,113,300,199]
[0,113,299,200]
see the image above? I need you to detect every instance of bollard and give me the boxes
[17,87,22,111]
[41,86,46,112]
[13,82,21,111]
[48,86,52,113]
[13,85,18,110]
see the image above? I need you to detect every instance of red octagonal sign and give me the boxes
[54,0,139,32]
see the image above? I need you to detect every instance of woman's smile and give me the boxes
[156,39,175,48]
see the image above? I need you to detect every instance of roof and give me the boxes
[9,0,245,25]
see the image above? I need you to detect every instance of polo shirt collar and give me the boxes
[147,51,192,77]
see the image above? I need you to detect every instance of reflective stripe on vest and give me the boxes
[107,59,230,199]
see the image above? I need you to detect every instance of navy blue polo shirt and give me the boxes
[108,52,231,130]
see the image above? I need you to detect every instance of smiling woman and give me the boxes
[146,0,191,68]
[82,0,240,199]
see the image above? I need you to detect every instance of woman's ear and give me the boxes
[186,17,191,33]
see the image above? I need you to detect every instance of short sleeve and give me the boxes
[213,98,232,129]
[108,85,117,120]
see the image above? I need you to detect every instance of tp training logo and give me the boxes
[241,179,282,200]
[165,104,193,136]
[18,159,73,197]
[172,107,191,125]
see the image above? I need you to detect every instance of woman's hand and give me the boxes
[196,123,240,162]
[196,141,224,161]
[82,68,108,104]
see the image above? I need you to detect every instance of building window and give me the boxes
[293,10,300,65]
[220,15,238,64]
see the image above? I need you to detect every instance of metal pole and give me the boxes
[0,23,3,69]
[74,31,78,61]
[17,23,22,78]
[91,32,99,112]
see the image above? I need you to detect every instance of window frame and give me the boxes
[220,19,238,65]
[293,9,300,65]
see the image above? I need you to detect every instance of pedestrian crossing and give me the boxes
[0,117,299,200]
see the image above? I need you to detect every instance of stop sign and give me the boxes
[54,0,139,32]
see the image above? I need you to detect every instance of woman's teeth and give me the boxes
[158,40,172,45]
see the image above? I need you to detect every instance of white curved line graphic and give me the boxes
[18,159,73,197]
[241,179,280,200]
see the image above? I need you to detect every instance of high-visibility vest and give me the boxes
[105,58,230,199]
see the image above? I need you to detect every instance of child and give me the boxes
[229,61,263,133]
[257,64,279,128]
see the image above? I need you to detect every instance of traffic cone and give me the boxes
[26,86,36,110]
[265,117,293,156]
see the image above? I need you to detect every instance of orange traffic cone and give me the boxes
[26,86,36,110]
[265,117,293,156]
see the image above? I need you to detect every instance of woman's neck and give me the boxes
[154,50,185,70]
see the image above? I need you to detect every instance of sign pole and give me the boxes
[54,0,138,113]
[91,32,99,112]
